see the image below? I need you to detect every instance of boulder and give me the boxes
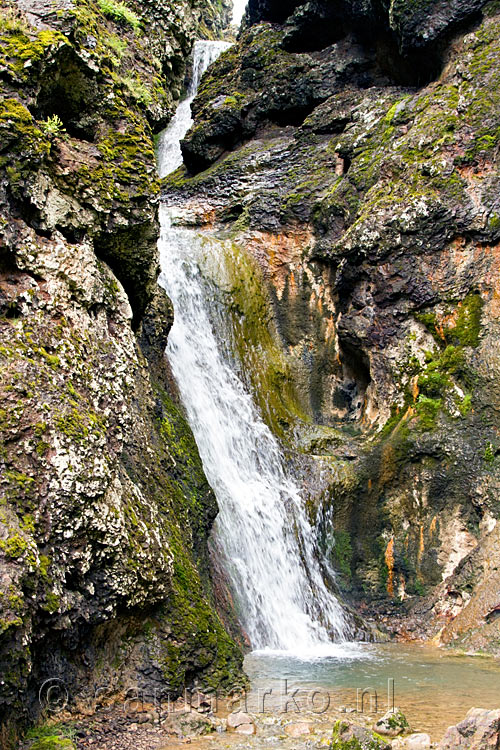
[163,711,214,737]
[437,707,500,749]
[227,710,255,729]
[376,708,410,737]
[331,719,391,750]
[393,733,431,750]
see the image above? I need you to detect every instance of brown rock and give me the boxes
[227,711,254,728]
[437,707,500,749]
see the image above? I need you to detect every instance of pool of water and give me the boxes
[243,643,500,739]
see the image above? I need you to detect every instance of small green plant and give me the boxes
[484,442,496,463]
[0,533,28,559]
[106,33,128,64]
[107,34,127,56]
[40,114,66,137]
[98,0,141,30]
[412,579,426,596]
[458,393,472,416]
[0,8,31,34]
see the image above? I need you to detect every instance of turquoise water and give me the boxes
[244,643,500,738]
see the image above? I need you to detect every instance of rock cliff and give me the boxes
[166,0,500,652]
[0,0,243,736]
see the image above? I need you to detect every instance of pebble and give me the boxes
[235,723,256,735]
[284,722,312,737]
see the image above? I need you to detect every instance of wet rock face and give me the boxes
[0,0,242,732]
[166,0,500,649]
[182,0,490,173]
[245,0,486,55]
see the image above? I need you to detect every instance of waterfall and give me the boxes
[157,40,232,178]
[157,41,351,655]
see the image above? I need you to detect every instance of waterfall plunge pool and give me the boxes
[243,644,500,739]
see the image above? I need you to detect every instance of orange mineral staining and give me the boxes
[385,537,395,597]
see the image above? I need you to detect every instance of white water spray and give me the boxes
[157,41,351,655]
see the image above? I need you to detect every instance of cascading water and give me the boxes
[157,40,351,655]
[157,40,232,178]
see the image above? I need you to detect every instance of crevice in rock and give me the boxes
[94,222,157,329]
[55,224,86,244]
[6,189,52,240]
[30,47,102,141]
[267,101,320,127]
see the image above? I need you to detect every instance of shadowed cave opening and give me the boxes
[333,340,371,422]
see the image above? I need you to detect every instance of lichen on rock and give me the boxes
[0,0,242,737]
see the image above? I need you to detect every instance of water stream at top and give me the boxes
[157,40,353,656]
[157,40,232,178]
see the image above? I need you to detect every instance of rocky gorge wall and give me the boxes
[0,0,244,738]
[165,0,500,653]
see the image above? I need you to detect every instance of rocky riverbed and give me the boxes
[19,696,500,750]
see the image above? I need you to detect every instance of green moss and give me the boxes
[42,591,60,613]
[0,615,23,635]
[38,348,60,368]
[457,393,472,416]
[450,294,483,347]
[330,720,388,750]
[331,530,353,581]
[157,527,243,693]
[0,532,28,559]
[55,407,105,442]
[72,114,158,210]
[0,97,49,160]
[4,471,34,490]
[122,74,152,106]
[25,723,76,750]
[385,709,409,731]
[216,240,306,439]
[489,213,500,230]
[0,17,67,81]
[417,368,451,398]
[97,0,141,30]
[407,294,483,428]
[415,395,442,431]
[410,578,426,596]
[38,555,51,578]
[484,441,496,463]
